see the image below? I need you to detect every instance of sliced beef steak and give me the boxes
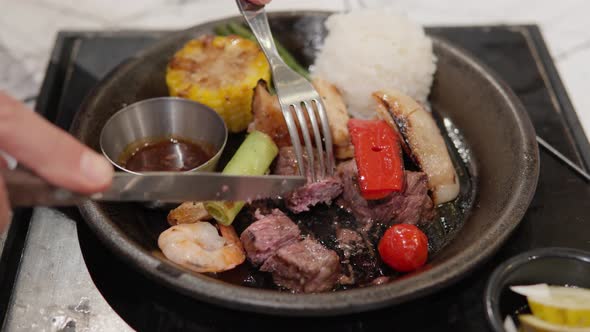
[286,178,343,213]
[240,209,301,266]
[260,237,341,293]
[274,146,343,213]
[337,160,435,225]
[394,172,435,224]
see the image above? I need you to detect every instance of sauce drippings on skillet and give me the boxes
[119,137,215,172]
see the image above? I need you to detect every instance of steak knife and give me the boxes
[2,168,306,207]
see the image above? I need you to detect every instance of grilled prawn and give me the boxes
[158,222,246,273]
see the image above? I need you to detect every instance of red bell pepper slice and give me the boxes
[347,119,404,200]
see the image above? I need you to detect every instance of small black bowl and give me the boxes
[485,247,590,331]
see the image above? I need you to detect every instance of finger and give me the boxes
[0,91,113,193]
[0,175,10,233]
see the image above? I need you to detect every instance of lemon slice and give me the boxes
[519,315,590,332]
[511,284,590,327]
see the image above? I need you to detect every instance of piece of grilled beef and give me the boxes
[337,160,435,226]
[274,146,343,213]
[335,228,381,285]
[240,210,341,292]
[240,209,301,266]
[260,237,341,293]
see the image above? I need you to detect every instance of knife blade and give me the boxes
[3,168,306,207]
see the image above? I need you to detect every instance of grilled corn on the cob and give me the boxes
[166,35,270,133]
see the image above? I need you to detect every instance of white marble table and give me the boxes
[1,0,589,136]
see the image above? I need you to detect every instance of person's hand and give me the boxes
[0,91,113,232]
[248,0,271,5]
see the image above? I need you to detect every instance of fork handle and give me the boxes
[235,0,289,74]
[236,0,308,178]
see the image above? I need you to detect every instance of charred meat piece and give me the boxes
[286,178,343,213]
[274,146,343,213]
[249,79,353,159]
[337,160,435,226]
[373,89,459,204]
[394,173,435,225]
[240,209,301,266]
[336,228,364,251]
[336,228,380,285]
[260,237,341,293]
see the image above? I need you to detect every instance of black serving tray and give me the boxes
[3,25,590,332]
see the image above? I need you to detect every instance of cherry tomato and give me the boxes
[378,224,428,272]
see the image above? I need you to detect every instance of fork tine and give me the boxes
[280,105,306,178]
[303,100,325,179]
[293,103,316,182]
[313,99,335,175]
[237,0,336,181]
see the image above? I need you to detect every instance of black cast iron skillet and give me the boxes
[70,11,539,316]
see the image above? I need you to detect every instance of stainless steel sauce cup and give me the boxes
[100,97,227,175]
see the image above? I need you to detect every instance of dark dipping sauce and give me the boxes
[119,137,215,172]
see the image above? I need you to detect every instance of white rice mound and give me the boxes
[311,9,436,119]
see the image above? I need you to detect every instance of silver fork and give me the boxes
[236,0,335,181]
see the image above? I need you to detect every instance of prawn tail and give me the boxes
[218,224,246,267]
